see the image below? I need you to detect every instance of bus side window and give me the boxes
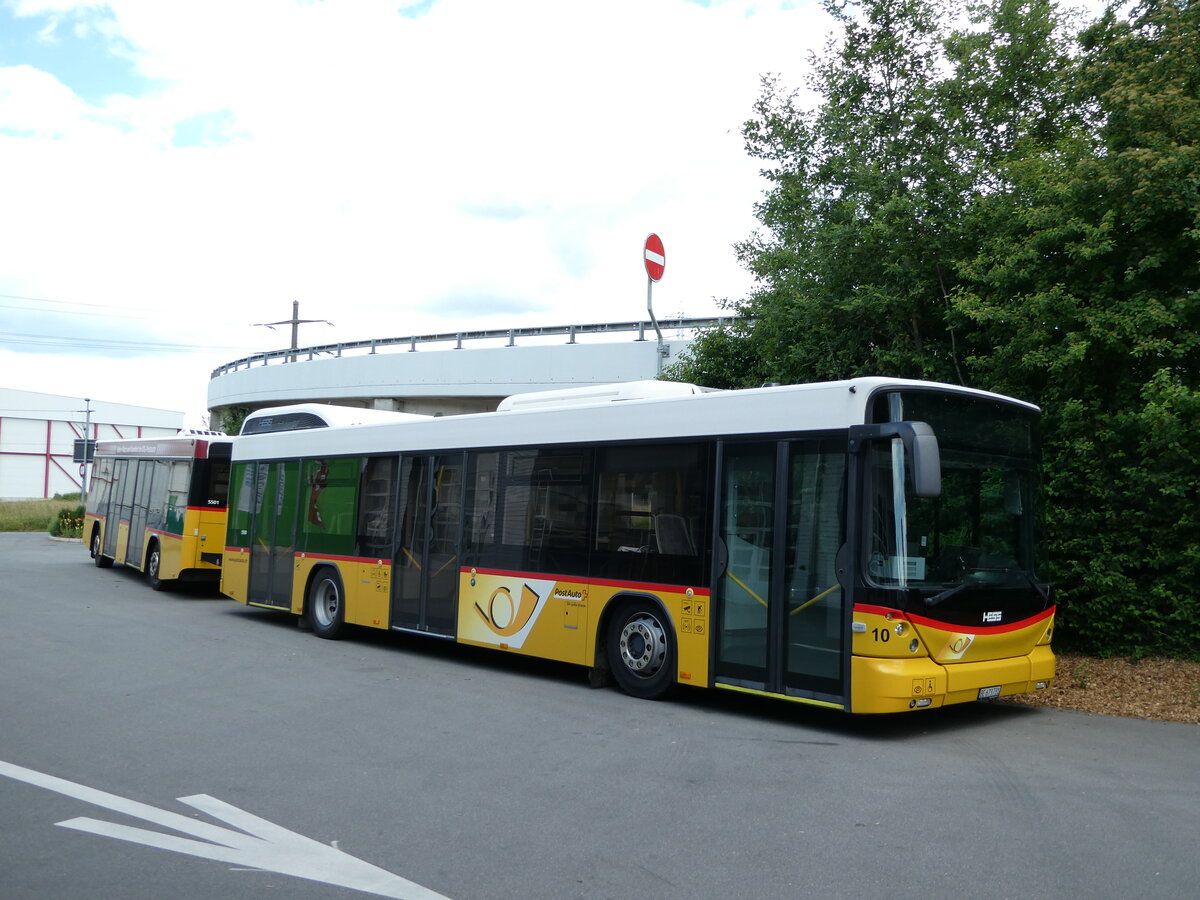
[357,456,397,559]
[147,460,170,531]
[466,449,591,577]
[594,443,709,585]
[164,460,189,533]
[208,461,231,507]
[89,457,114,514]
[463,451,500,567]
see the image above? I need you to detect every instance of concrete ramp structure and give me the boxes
[207,318,722,419]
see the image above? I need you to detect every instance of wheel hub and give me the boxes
[619,614,666,676]
[316,581,339,626]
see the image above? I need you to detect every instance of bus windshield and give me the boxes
[865,391,1041,592]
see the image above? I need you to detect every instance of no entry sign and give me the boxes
[643,233,665,282]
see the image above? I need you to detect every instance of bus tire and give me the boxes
[90,529,112,568]
[146,541,169,591]
[606,599,675,700]
[307,569,345,640]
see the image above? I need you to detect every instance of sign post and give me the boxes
[643,234,666,356]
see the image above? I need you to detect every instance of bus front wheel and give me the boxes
[606,600,675,700]
[307,569,345,640]
[90,530,112,568]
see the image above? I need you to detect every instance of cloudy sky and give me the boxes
[1,0,836,425]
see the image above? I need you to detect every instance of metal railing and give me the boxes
[209,317,728,380]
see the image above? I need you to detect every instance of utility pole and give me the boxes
[252,301,333,362]
[80,398,92,507]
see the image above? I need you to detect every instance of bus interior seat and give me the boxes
[655,513,695,555]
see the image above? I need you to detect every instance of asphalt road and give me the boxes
[1,532,1197,899]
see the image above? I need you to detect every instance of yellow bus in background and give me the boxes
[85,434,232,591]
[222,379,1054,714]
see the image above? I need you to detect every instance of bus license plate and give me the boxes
[978,685,1002,700]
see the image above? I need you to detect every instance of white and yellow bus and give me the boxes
[85,434,233,590]
[221,378,1054,714]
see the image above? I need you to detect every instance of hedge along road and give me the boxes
[1,532,1197,900]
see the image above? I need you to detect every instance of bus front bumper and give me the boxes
[851,645,1055,714]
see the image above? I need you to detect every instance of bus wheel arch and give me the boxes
[306,566,346,640]
[601,593,676,700]
[90,526,112,568]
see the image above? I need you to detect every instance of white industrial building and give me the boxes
[0,388,183,500]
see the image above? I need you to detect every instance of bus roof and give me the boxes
[231,377,1038,462]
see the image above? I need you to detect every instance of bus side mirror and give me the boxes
[905,422,942,498]
[848,421,942,498]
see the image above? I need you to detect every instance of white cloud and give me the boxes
[0,63,90,133]
[0,0,834,422]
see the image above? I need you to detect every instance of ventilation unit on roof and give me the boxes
[497,380,706,412]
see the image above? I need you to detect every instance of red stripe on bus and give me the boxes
[854,602,1055,634]
[466,566,709,596]
[219,549,388,564]
[292,552,391,565]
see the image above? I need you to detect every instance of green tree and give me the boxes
[663,315,765,389]
[216,405,250,436]
[743,0,969,383]
[669,0,1076,387]
[953,0,1200,656]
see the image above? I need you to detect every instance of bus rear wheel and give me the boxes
[606,600,675,700]
[307,569,345,640]
[90,530,112,568]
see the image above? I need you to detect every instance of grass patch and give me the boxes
[0,497,83,534]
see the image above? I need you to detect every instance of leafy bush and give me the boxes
[49,504,85,539]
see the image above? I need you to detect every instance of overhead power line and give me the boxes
[0,292,160,316]
[0,330,255,353]
[0,299,156,321]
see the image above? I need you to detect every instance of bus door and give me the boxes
[714,439,847,703]
[101,458,128,560]
[125,459,156,567]
[392,453,463,636]
[108,458,141,563]
[247,461,300,609]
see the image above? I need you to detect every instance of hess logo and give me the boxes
[982,610,1002,624]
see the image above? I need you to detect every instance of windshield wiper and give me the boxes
[925,582,971,608]
[925,567,1049,608]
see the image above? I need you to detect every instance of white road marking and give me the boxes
[0,759,449,900]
